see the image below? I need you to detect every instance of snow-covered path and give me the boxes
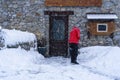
[0,46,120,80]
[39,57,117,80]
[0,57,113,80]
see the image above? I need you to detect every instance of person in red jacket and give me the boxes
[69,26,80,64]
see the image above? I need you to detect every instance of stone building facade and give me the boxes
[0,0,120,56]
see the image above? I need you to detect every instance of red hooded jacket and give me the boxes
[69,26,80,44]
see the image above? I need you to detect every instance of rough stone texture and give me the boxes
[6,41,37,51]
[0,0,120,48]
[0,30,5,49]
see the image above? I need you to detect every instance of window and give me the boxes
[97,24,108,32]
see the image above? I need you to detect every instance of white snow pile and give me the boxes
[0,47,44,70]
[78,46,120,78]
[2,29,36,46]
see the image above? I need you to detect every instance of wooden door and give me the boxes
[49,16,68,56]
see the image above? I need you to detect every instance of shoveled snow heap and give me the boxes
[78,46,120,77]
[2,29,36,46]
[0,48,44,70]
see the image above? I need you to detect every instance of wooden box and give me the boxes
[87,20,115,36]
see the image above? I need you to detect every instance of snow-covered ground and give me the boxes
[0,46,120,80]
[0,28,120,80]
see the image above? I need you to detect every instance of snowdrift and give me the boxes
[0,48,44,70]
[0,29,37,50]
[78,46,120,77]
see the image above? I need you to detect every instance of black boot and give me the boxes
[71,61,79,64]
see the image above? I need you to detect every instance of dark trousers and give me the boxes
[69,43,78,63]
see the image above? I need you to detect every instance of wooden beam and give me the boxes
[45,0,102,7]
[44,11,74,15]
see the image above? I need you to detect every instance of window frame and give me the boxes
[97,23,108,32]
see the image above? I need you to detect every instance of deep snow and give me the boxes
[0,46,120,80]
[0,28,120,80]
[2,29,36,46]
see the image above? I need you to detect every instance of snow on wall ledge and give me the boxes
[0,28,37,50]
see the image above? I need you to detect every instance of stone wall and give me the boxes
[0,0,120,47]
[0,0,46,41]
